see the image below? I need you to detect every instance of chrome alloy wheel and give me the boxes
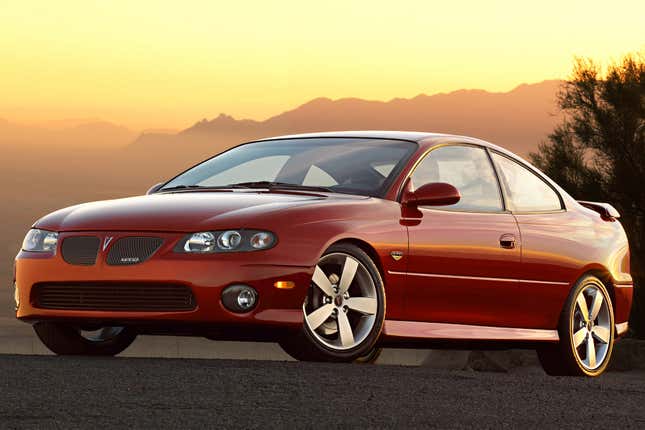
[80,326,125,343]
[571,283,612,370]
[304,253,378,351]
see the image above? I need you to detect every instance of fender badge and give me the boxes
[390,251,404,261]
[103,236,114,251]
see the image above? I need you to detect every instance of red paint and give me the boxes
[401,181,461,207]
[14,132,633,344]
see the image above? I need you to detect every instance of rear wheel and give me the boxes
[537,275,614,377]
[34,322,137,356]
[279,243,385,362]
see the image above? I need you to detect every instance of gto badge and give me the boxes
[120,257,140,263]
[390,251,404,261]
[103,236,114,251]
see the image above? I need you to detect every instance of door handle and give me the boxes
[499,233,516,249]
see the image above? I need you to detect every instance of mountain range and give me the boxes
[129,79,563,159]
[0,118,137,148]
[1,80,562,159]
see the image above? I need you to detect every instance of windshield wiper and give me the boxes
[159,185,203,191]
[160,182,333,193]
[159,185,233,192]
[227,181,334,193]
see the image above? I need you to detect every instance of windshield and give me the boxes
[161,138,417,197]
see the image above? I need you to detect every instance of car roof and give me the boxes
[255,130,446,143]
[253,130,508,152]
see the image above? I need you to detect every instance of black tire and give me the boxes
[537,275,615,377]
[354,347,383,364]
[279,243,385,362]
[34,322,137,356]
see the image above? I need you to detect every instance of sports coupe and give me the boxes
[14,131,632,376]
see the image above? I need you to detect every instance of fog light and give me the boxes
[13,282,19,310]
[237,289,256,309]
[221,285,258,313]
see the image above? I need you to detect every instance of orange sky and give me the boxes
[0,1,643,130]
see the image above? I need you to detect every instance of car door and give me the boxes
[490,151,577,329]
[403,144,523,327]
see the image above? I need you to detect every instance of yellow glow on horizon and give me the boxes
[0,0,643,130]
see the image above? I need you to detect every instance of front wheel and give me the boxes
[538,275,614,377]
[279,243,385,362]
[34,322,137,356]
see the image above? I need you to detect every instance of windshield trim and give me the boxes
[158,137,419,199]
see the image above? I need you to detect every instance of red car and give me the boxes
[15,131,632,376]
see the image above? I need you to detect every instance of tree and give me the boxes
[530,52,645,336]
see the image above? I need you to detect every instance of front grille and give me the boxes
[61,236,100,266]
[106,237,163,266]
[32,282,196,311]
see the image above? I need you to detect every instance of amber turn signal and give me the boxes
[274,281,295,289]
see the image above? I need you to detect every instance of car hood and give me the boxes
[35,191,359,232]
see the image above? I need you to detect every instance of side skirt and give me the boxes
[381,320,559,348]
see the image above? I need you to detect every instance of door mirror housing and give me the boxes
[402,182,461,207]
[146,182,164,195]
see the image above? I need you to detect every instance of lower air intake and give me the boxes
[32,282,196,311]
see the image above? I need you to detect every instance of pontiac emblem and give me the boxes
[103,236,114,251]
[390,251,404,261]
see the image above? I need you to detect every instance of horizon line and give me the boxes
[0,78,562,133]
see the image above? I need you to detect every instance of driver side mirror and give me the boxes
[402,182,461,207]
[146,182,164,195]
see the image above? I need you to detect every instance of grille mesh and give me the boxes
[32,282,196,311]
[61,236,100,266]
[106,237,163,266]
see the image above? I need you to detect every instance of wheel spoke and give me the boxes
[592,326,610,344]
[338,256,359,294]
[98,327,119,340]
[305,304,334,330]
[337,311,355,347]
[576,293,590,322]
[81,326,123,342]
[589,290,604,321]
[312,265,335,296]
[586,333,596,368]
[573,328,587,348]
[345,297,377,315]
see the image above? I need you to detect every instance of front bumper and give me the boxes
[14,231,311,332]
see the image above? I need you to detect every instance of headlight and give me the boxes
[22,229,58,253]
[183,232,215,252]
[178,229,276,253]
[217,230,242,250]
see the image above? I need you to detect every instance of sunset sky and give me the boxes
[0,1,643,130]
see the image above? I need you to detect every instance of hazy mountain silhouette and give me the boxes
[130,80,562,158]
[0,119,136,148]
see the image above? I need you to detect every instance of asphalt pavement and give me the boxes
[1,355,644,429]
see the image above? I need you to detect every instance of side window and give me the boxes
[491,152,562,212]
[411,145,503,212]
